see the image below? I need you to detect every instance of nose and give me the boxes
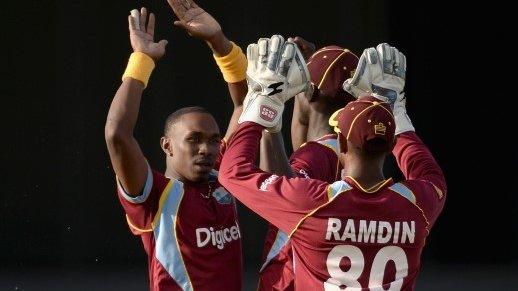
[198,142,209,155]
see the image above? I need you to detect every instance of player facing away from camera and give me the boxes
[105,4,248,290]
[219,42,446,290]
[258,42,361,290]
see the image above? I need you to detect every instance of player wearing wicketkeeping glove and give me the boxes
[342,43,414,134]
[238,35,310,132]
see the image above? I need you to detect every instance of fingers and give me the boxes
[168,0,186,18]
[147,13,156,37]
[257,38,269,69]
[247,43,259,72]
[277,41,295,77]
[130,9,140,31]
[267,35,284,71]
[188,0,199,9]
[366,47,378,65]
[140,7,148,31]
[158,39,169,49]
[128,15,137,32]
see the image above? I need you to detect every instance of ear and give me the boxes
[338,134,348,154]
[160,136,173,156]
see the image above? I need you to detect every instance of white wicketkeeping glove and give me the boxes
[343,43,405,106]
[238,35,310,132]
[343,43,414,134]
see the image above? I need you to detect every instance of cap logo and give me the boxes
[260,105,277,122]
[374,122,386,135]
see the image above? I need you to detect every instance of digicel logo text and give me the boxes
[196,222,241,250]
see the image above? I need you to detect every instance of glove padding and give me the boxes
[393,93,415,134]
[238,35,310,131]
[343,43,406,107]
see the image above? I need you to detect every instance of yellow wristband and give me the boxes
[122,52,155,88]
[213,42,247,83]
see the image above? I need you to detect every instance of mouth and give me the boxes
[194,160,214,171]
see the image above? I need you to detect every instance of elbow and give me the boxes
[104,121,131,146]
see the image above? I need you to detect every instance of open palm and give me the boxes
[167,0,221,41]
[128,8,168,61]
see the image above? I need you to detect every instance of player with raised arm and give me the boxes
[258,40,360,290]
[219,40,446,290]
[105,4,247,290]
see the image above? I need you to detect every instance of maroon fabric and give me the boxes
[337,96,396,152]
[259,135,340,291]
[219,122,446,290]
[307,46,358,103]
[116,143,243,291]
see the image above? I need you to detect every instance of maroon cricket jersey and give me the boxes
[259,134,340,291]
[116,143,242,291]
[220,123,446,291]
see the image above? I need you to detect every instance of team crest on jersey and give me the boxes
[212,187,232,205]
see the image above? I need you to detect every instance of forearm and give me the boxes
[392,132,446,193]
[260,131,294,177]
[206,31,232,57]
[211,34,248,139]
[105,78,148,196]
[105,79,144,137]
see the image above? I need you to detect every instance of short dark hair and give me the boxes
[164,106,211,135]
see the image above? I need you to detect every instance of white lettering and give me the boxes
[196,223,241,250]
[326,218,342,240]
[358,220,376,243]
[325,218,416,245]
[341,219,357,242]
[260,175,279,191]
[377,221,392,244]
[230,226,240,240]
[196,228,211,247]
[401,221,415,244]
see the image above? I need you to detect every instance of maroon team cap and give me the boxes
[307,45,359,103]
[336,96,396,152]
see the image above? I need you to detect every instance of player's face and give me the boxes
[166,112,221,182]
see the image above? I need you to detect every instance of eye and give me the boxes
[210,137,221,144]
[187,136,200,143]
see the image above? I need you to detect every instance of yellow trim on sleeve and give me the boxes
[389,183,431,234]
[151,180,174,228]
[125,215,153,233]
[289,188,349,237]
[431,183,445,199]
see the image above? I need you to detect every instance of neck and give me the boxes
[343,158,386,191]
[307,110,334,141]
[165,166,183,181]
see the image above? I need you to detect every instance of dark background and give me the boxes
[1,0,516,290]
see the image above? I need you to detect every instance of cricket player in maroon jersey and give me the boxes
[220,42,446,290]
[258,44,360,290]
[105,2,248,290]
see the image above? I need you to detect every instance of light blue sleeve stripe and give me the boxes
[154,181,193,291]
[389,183,416,204]
[328,180,352,199]
[117,163,153,204]
[260,230,290,272]
[317,138,339,155]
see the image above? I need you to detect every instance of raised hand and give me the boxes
[288,36,316,61]
[238,35,310,131]
[343,43,406,106]
[167,0,222,41]
[128,8,168,62]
